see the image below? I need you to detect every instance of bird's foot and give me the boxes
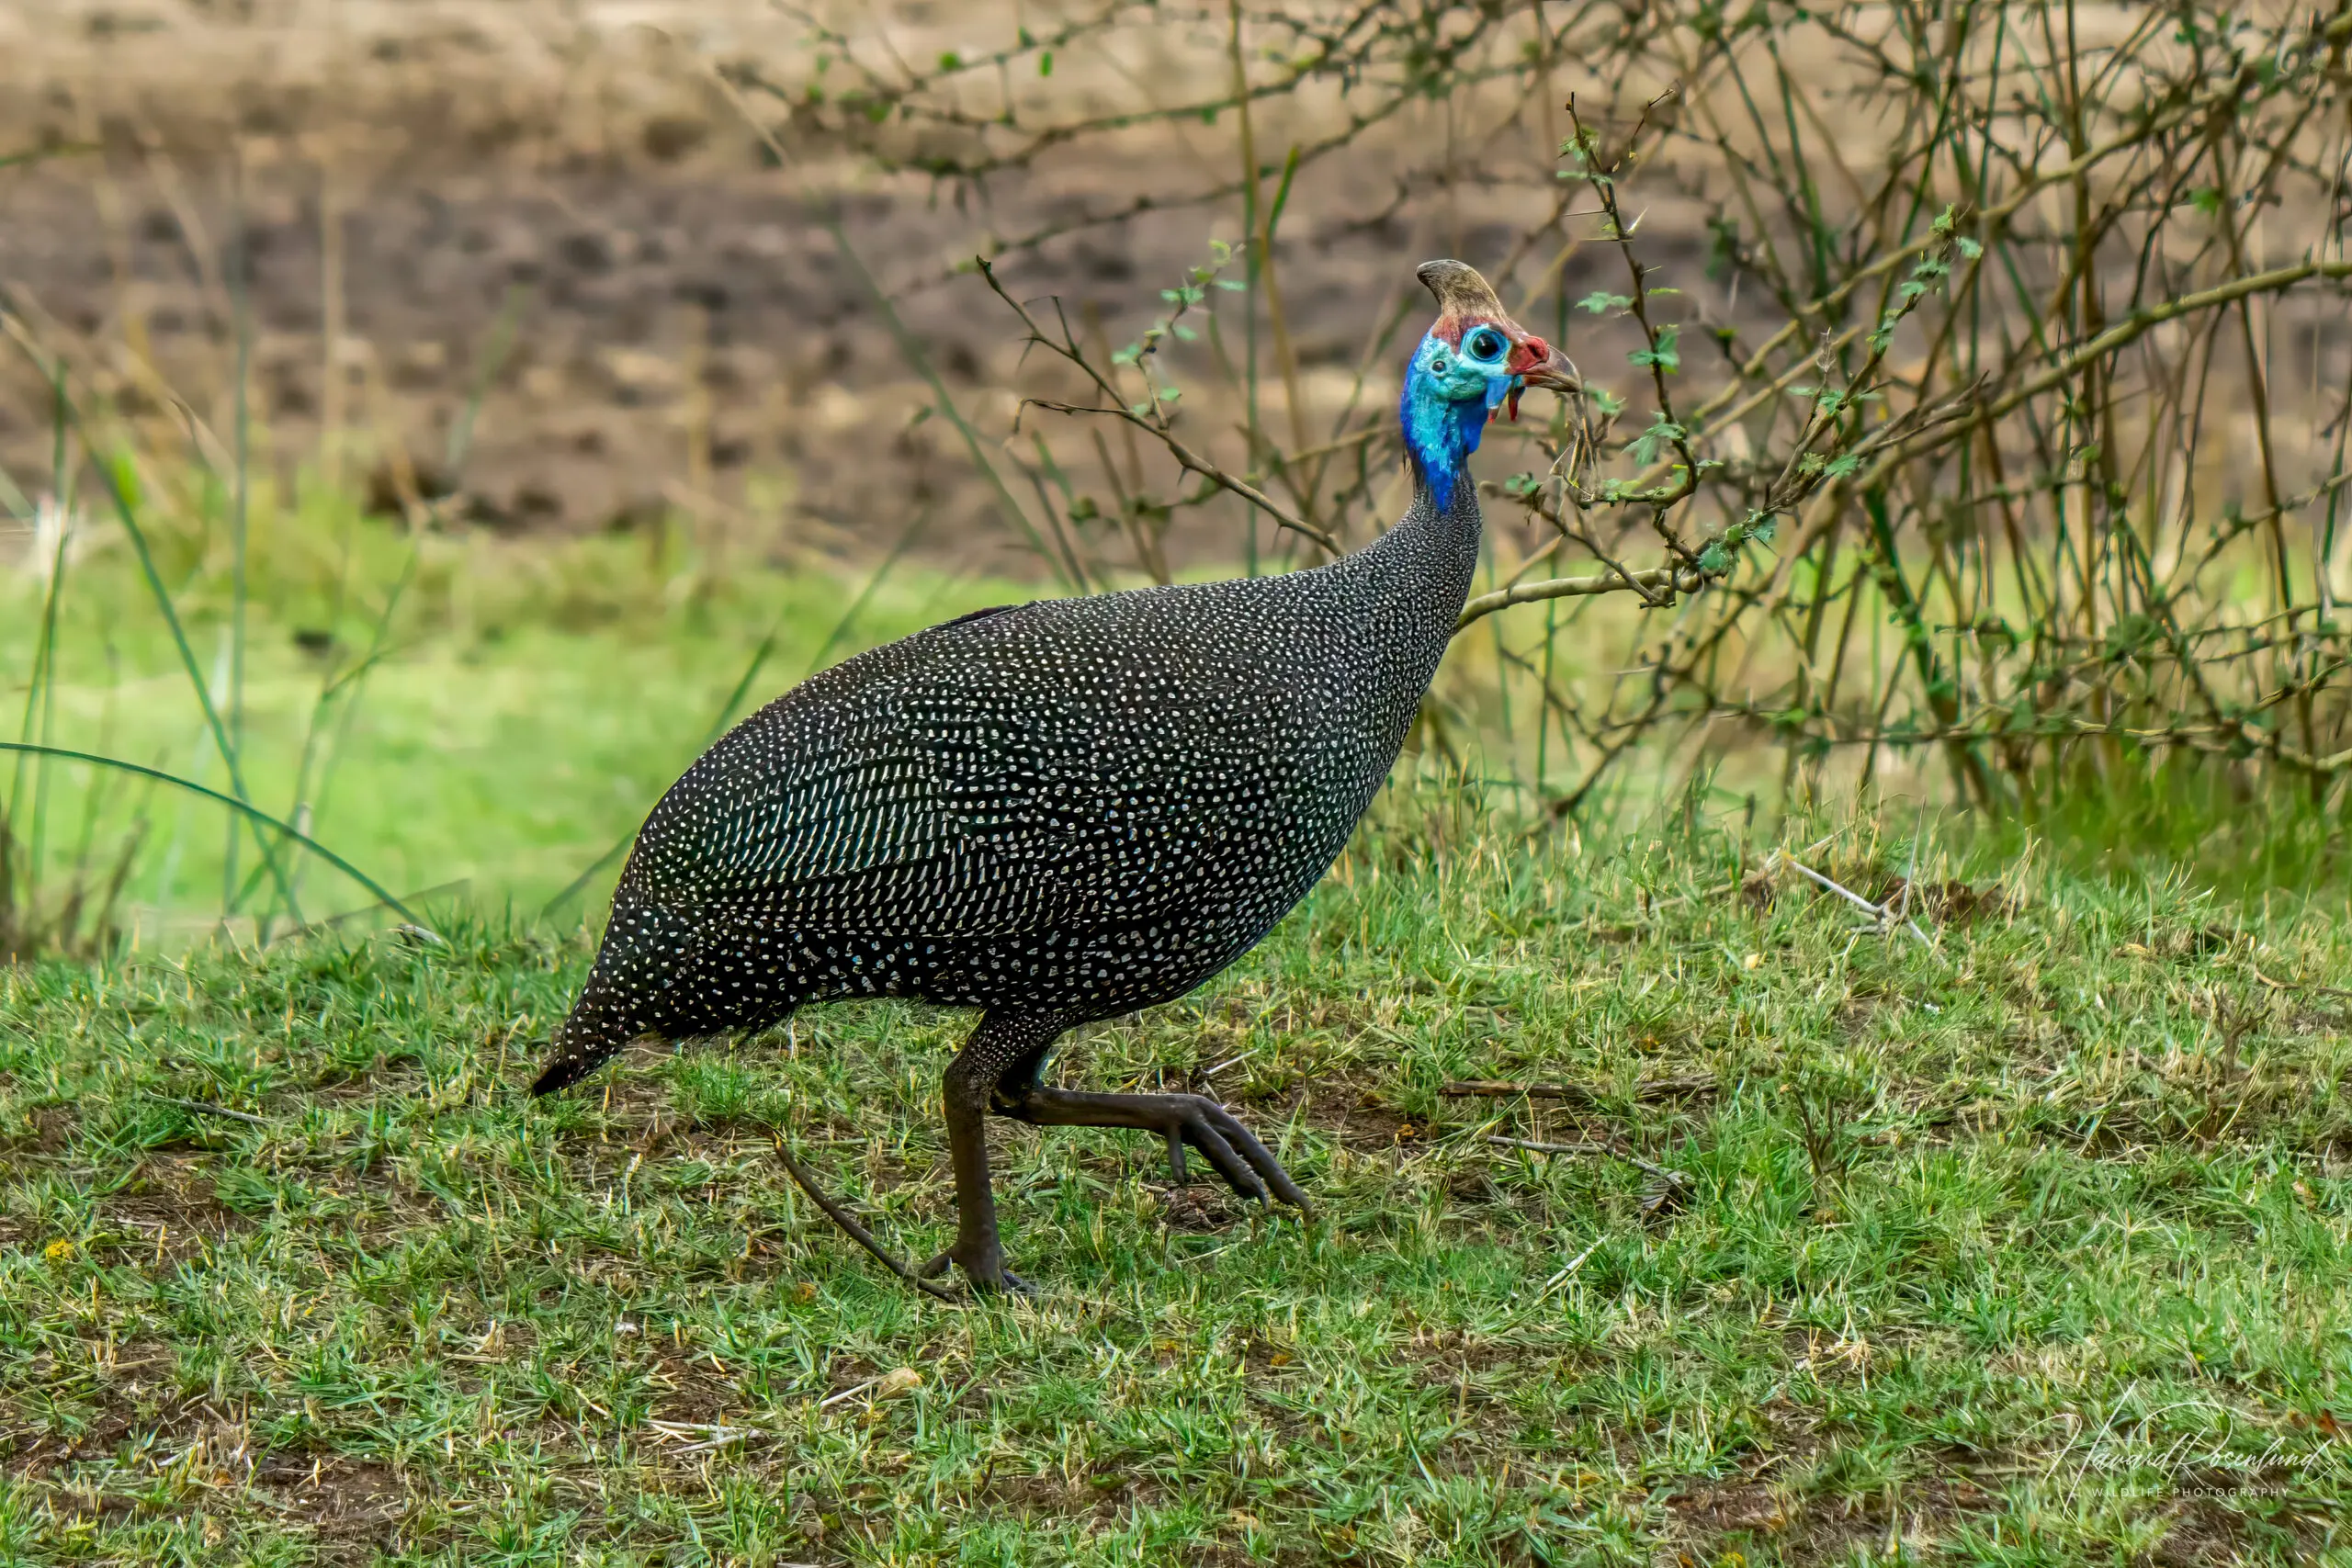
[1006,1084,1315,1219]
[1150,1095,1314,1218]
[918,1244,1037,1298]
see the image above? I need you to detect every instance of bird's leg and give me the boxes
[920,1011,1067,1296]
[992,1055,1313,1219]
[772,1134,957,1303]
[926,1060,1024,1295]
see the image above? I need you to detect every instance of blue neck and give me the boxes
[1398,342,1504,511]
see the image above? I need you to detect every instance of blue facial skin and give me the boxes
[1398,321,1521,510]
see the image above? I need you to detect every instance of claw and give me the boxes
[1156,1095,1303,1213]
[1012,1084,1313,1236]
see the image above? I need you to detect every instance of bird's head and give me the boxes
[1400,258,1579,507]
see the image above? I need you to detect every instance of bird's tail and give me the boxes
[530,1007,634,1095]
[529,900,698,1095]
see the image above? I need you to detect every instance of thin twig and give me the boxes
[1784,859,1886,919]
[648,1419,775,1454]
[977,260,1340,556]
[149,1094,267,1128]
[1784,860,1944,961]
[1532,1234,1607,1300]
[817,1376,884,1410]
[1487,1134,1691,1190]
[1456,565,1696,629]
[1023,394,1340,556]
[2252,968,2352,1002]
[1442,1076,1714,1102]
[1488,1135,1612,1156]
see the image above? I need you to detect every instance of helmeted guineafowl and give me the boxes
[532,259,1577,1292]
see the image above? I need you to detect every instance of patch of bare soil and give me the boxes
[247,1452,410,1564]
[94,1160,250,1261]
[0,0,1706,575]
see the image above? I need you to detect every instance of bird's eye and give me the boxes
[1468,328,1505,359]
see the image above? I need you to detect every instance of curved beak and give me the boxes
[1517,336,1580,395]
[1501,332,1580,422]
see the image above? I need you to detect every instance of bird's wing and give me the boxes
[617,603,1316,938]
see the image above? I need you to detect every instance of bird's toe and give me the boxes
[930,1241,1035,1298]
[1189,1096,1311,1213]
[1169,1099,1267,1201]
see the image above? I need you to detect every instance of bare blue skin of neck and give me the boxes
[1397,330,1517,511]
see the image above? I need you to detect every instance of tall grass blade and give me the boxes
[0,742,423,928]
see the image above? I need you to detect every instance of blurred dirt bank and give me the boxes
[0,1,1624,571]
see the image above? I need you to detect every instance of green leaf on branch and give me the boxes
[1628,324,1681,372]
[1627,413,1687,468]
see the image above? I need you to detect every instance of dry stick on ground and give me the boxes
[1442,1076,1714,1103]
[1487,1135,1693,1194]
[1488,1136,1613,1155]
[648,1419,776,1455]
[148,1093,268,1128]
[2251,968,2352,1002]
[1782,859,1945,963]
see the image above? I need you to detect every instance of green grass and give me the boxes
[14,502,2352,953]
[2,529,1031,931]
[0,808,2346,1565]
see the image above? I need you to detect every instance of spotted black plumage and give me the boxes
[531,259,1577,1292]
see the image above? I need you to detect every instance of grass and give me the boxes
[0,529,1033,935]
[0,806,2346,1565]
[17,502,2341,958]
